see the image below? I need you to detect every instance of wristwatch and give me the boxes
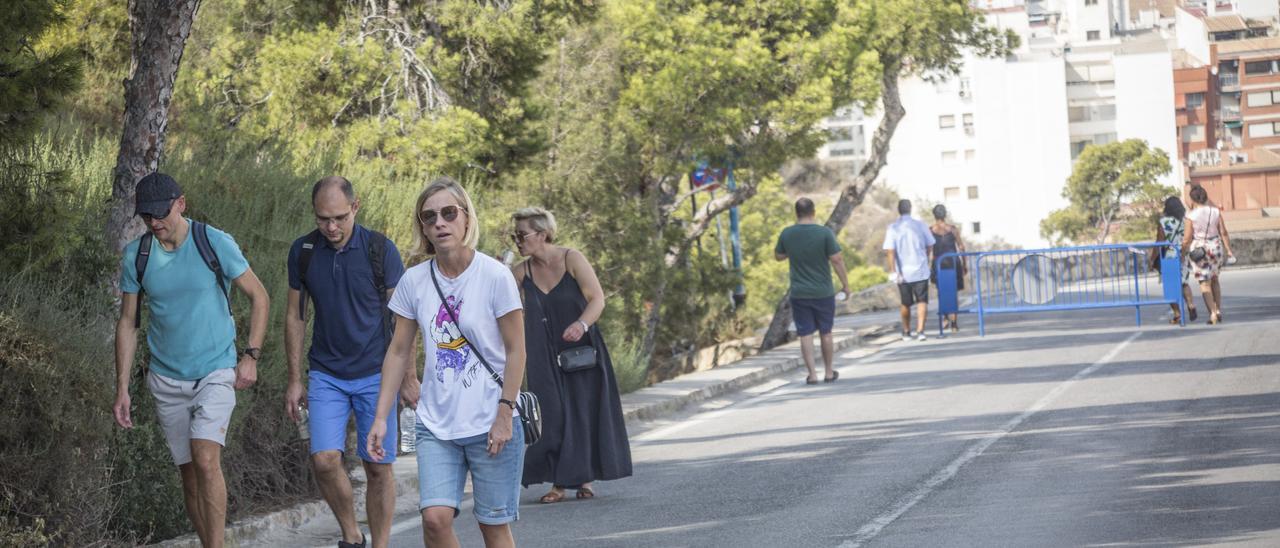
[240,347,262,361]
[498,398,517,411]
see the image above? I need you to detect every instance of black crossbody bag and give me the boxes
[429,260,541,446]
[525,262,599,373]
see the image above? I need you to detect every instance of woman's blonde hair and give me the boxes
[512,207,558,243]
[412,176,481,259]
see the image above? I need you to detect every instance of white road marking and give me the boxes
[837,330,1144,548]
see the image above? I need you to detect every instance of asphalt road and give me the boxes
[278,266,1280,547]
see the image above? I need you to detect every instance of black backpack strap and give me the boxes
[134,233,153,329]
[365,229,392,347]
[297,229,322,321]
[190,221,232,315]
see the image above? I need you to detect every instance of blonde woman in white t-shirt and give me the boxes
[1182,185,1234,325]
[367,177,527,548]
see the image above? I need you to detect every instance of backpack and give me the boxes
[134,220,231,328]
[296,228,393,345]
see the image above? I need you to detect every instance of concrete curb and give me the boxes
[156,319,897,547]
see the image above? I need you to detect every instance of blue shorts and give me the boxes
[416,417,525,525]
[791,296,835,336]
[308,370,396,463]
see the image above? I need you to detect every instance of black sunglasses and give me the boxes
[139,207,171,222]
[511,230,541,244]
[419,205,464,225]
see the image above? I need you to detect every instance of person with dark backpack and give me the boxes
[113,172,271,548]
[284,176,409,548]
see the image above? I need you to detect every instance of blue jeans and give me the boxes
[416,417,525,525]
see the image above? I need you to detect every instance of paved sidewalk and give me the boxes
[157,318,899,547]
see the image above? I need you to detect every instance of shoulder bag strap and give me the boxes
[524,261,561,349]
[429,260,503,388]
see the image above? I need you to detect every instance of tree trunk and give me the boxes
[638,267,669,381]
[760,65,907,350]
[106,0,202,270]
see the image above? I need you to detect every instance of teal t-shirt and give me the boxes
[775,223,841,299]
[120,220,250,380]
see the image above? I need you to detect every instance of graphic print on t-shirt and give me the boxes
[430,295,477,386]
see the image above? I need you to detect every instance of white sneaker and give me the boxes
[916,333,927,342]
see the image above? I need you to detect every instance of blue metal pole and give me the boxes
[1132,247,1142,327]
[727,162,745,302]
[976,255,986,336]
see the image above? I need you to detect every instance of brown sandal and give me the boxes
[540,490,566,504]
[576,486,595,499]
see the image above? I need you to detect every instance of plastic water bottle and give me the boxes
[399,407,417,454]
[296,407,310,441]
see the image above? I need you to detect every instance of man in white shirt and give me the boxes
[883,199,935,341]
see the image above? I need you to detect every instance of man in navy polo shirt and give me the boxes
[284,176,414,548]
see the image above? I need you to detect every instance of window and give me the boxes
[828,126,854,142]
[964,149,976,162]
[1087,30,1101,41]
[944,187,961,200]
[967,186,979,200]
[1182,125,1204,142]
[971,222,981,234]
[1245,60,1275,75]
[1071,140,1090,159]
[829,148,858,157]
[962,113,974,134]
[1068,104,1117,122]
[1248,122,1279,138]
[1185,93,1204,109]
[1094,132,1118,145]
[1085,0,1098,5]
[939,115,956,129]
[1247,91,1273,107]
[941,151,958,165]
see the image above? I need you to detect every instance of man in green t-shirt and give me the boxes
[775,198,850,385]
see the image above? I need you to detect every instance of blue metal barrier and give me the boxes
[935,242,1186,336]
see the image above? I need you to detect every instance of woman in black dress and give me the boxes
[929,205,966,332]
[509,207,632,503]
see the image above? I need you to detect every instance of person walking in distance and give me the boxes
[284,176,410,548]
[366,177,527,548]
[113,173,270,547]
[775,198,851,385]
[1154,196,1197,325]
[1183,185,1234,324]
[510,207,632,503]
[884,199,935,341]
[929,205,966,333]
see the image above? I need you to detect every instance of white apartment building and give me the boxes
[818,0,1180,246]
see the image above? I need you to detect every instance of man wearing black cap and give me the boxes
[112,172,270,547]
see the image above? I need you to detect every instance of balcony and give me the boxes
[1219,72,1240,89]
[1221,104,1241,120]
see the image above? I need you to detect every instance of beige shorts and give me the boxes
[147,368,237,465]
